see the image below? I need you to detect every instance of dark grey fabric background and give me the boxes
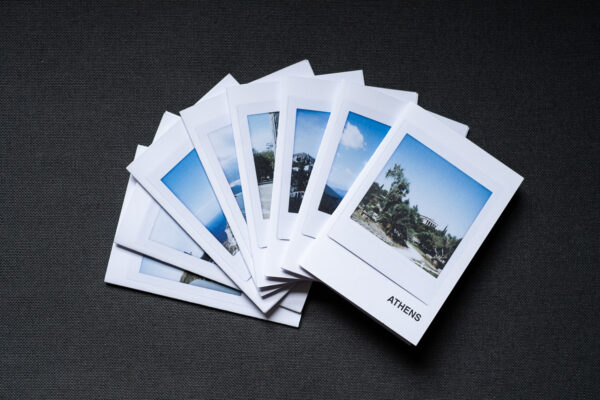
[1,1,598,398]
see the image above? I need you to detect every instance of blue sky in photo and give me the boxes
[161,149,229,244]
[376,134,492,238]
[292,109,331,157]
[139,257,241,295]
[324,112,391,195]
[149,208,208,260]
[207,124,245,217]
[248,112,277,153]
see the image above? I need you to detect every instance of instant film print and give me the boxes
[300,102,522,344]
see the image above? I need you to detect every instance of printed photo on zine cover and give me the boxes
[139,256,241,295]
[207,124,246,219]
[248,112,279,218]
[150,207,214,263]
[319,112,391,215]
[351,134,492,278]
[161,149,240,255]
[289,109,331,213]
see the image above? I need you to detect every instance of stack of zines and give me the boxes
[106,60,523,345]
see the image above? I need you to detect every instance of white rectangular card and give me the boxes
[283,82,469,278]
[179,78,259,280]
[179,63,316,309]
[300,102,523,343]
[227,69,312,288]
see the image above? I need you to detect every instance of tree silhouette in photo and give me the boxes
[351,163,462,273]
[288,152,315,213]
[251,112,278,185]
[253,144,275,184]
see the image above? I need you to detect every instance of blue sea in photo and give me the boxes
[161,149,229,244]
[319,112,391,214]
[149,208,213,262]
[139,256,241,296]
[207,124,246,219]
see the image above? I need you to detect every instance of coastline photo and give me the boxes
[139,256,241,295]
[318,112,391,214]
[207,124,246,219]
[351,134,492,277]
[288,109,330,213]
[149,208,215,263]
[161,149,239,256]
[247,111,278,218]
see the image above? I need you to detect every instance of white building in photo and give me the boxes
[420,215,438,229]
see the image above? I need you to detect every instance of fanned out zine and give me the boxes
[105,59,522,345]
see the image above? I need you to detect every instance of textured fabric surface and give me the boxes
[1,1,598,398]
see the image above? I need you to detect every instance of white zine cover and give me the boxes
[126,119,292,314]
[227,70,366,288]
[104,165,301,327]
[300,102,523,343]
[180,61,317,290]
[282,82,470,278]
[265,77,421,280]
